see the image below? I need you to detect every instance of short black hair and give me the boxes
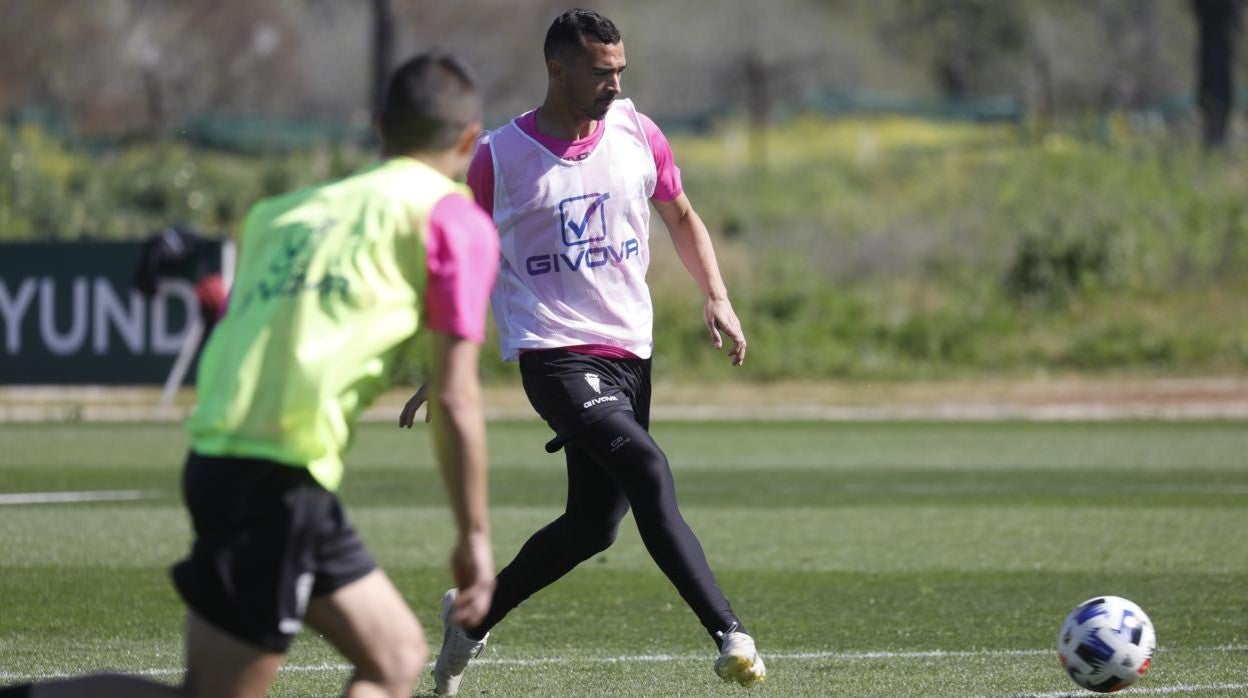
[543,9,621,63]
[377,51,481,154]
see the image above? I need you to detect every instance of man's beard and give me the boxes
[586,96,614,120]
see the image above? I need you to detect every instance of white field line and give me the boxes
[3,484,1245,504]
[2,645,1245,683]
[1007,683,1248,697]
[0,490,150,505]
[838,483,1248,495]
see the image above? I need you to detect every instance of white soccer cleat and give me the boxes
[714,625,767,687]
[433,588,489,696]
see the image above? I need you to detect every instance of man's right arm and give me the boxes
[427,329,494,626]
[418,190,500,626]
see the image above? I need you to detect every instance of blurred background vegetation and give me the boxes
[3,0,1248,381]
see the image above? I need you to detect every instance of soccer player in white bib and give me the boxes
[401,8,765,694]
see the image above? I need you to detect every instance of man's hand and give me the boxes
[704,297,747,366]
[654,195,747,367]
[398,384,430,428]
[449,532,495,628]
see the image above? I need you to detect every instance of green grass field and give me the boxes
[1,420,1246,696]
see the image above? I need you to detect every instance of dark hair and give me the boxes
[543,9,621,63]
[377,51,481,154]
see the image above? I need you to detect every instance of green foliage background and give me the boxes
[3,117,1247,381]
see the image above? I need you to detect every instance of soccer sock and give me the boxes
[714,620,751,650]
[0,685,32,697]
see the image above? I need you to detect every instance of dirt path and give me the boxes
[3,377,1247,422]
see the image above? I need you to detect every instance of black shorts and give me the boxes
[171,452,377,653]
[519,348,652,453]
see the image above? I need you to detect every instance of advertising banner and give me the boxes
[0,241,221,384]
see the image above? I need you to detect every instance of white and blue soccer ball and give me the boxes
[1057,596,1157,693]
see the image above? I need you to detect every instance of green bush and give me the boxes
[0,125,370,239]
[4,118,1248,380]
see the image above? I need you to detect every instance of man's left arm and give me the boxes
[653,194,747,366]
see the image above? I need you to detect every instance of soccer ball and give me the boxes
[1057,596,1157,693]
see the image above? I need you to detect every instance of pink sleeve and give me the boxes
[638,113,683,201]
[465,138,495,216]
[424,192,500,343]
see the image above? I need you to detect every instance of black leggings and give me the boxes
[470,410,744,643]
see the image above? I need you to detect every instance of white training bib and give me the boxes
[487,99,657,361]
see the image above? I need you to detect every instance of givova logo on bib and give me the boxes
[525,192,640,276]
[559,192,611,246]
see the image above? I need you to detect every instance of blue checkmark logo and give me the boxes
[558,192,611,246]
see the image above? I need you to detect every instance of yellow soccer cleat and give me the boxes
[714,625,767,686]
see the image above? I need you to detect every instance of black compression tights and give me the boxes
[469,410,744,642]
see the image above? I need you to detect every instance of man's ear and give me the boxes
[455,121,483,157]
[546,57,564,83]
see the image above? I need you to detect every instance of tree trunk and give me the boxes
[1192,0,1239,148]
[744,52,769,168]
[370,0,395,117]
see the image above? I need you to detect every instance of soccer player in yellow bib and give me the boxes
[3,52,500,698]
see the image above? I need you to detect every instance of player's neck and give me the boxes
[535,102,598,141]
[396,150,460,180]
